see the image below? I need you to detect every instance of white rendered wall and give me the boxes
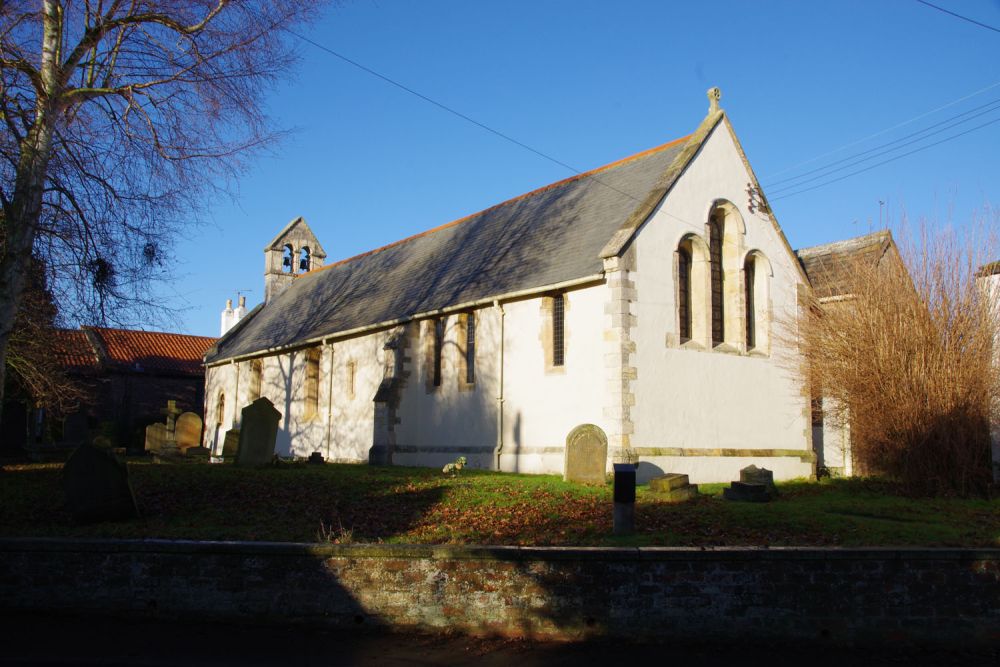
[498,287,609,474]
[979,271,1000,481]
[629,123,813,483]
[394,307,499,471]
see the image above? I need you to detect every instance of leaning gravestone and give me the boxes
[144,422,167,455]
[563,424,608,485]
[221,428,240,458]
[235,398,282,467]
[175,412,203,452]
[63,443,140,523]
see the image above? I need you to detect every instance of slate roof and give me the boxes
[207,133,697,363]
[794,231,893,299]
[85,327,217,375]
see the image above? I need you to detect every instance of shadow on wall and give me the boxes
[635,461,665,485]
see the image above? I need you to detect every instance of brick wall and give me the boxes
[1,539,997,647]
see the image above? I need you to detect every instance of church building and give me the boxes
[203,89,864,483]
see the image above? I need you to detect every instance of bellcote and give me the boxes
[264,217,327,302]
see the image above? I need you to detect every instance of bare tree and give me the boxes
[4,246,84,417]
[0,1,325,410]
[794,218,999,496]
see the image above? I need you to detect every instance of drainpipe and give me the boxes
[232,359,240,427]
[494,300,505,471]
[325,340,335,461]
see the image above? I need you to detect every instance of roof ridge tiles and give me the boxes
[300,134,692,279]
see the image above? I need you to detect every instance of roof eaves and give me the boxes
[976,260,1000,277]
[203,301,265,363]
[600,109,725,260]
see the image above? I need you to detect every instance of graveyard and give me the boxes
[1,459,996,547]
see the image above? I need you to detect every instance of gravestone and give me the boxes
[235,398,282,467]
[723,481,772,503]
[62,443,140,523]
[144,422,167,455]
[563,424,608,485]
[740,465,777,495]
[175,412,203,451]
[221,428,240,458]
[648,473,700,502]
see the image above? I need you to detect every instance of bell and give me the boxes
[299,257,309,272]
[282,255,291,269]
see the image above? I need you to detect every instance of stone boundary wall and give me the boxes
[1,539,997,647]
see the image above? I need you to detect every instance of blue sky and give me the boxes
[161,0,1000,337]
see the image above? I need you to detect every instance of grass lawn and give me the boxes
[0,461,997,547]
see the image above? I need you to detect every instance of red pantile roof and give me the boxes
[81,327,217,376]
[51,329,101,374]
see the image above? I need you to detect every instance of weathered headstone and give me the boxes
[144,422,167,455]
[740,465,778,495]
[648,473,700,502]
[723,480,772,503]
[235,398,282,467]
[62,443,140,523]
[563,424,608,485]
[175,412,203,451]
[221,428,240,458]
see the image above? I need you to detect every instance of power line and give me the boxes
[762,80,1000,179]
[915,0,1000,34]
[288,29,583,177]
[291,29,995,215]
[766,99,1000,195]
[770,115,1000,201]
[288,29,709,234]
[765,97,1000,188]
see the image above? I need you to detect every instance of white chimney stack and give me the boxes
[220,299,234,336]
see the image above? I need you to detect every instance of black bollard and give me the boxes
[613,463,636,535]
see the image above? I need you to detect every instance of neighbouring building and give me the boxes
[2,327,216,458]
[976,260,1000,481]
[202,89,877,483]
[793,230,906,477]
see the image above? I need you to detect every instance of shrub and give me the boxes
[795,218,998,497]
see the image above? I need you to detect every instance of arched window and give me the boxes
[744,256,756,349]
[676,234,710,347]
[282,244,294,273]
[298,247,311,273]
[216,392,225,426]
[304,348,321,418]
[708,212,725,346]
[248,359,263,402]
[706,201,746,349]
[743,251,771,353]
[678,245,693,342]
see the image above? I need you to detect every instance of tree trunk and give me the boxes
[0,1,61,417]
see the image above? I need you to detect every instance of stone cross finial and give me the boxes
[162,399,183,435]
[707,87,722,114]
